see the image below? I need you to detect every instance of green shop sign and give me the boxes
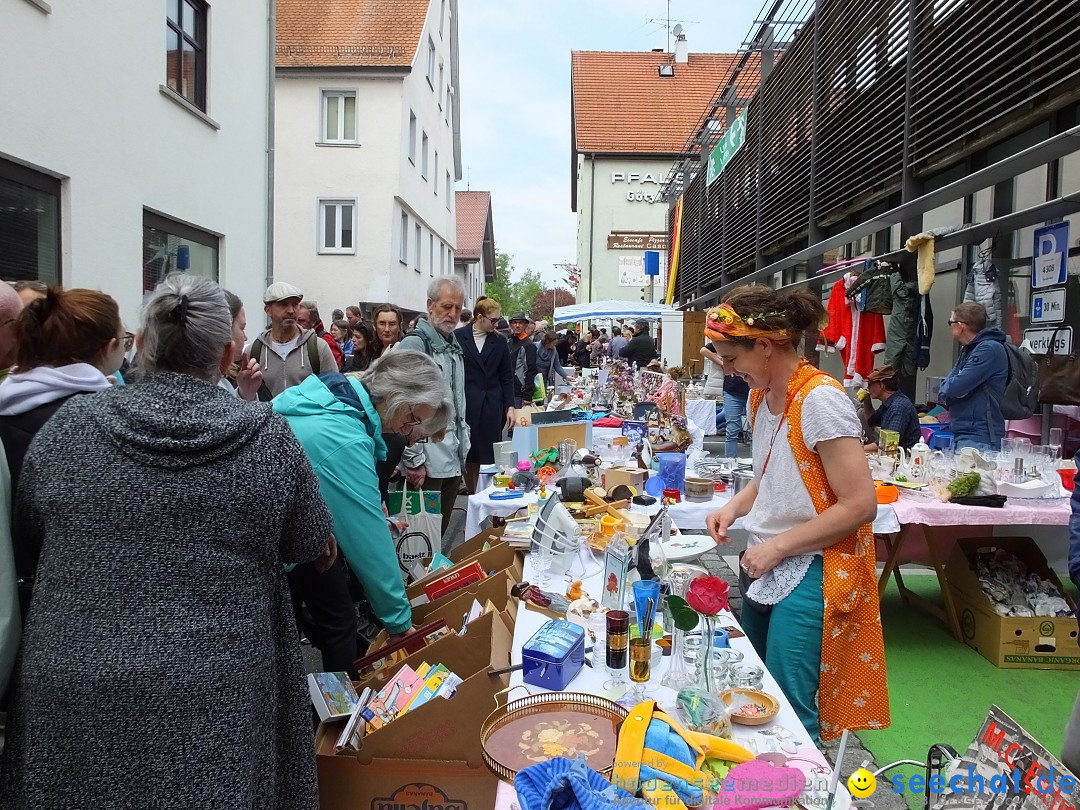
[706,106,748,186]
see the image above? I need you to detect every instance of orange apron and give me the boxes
[749,359,891,740]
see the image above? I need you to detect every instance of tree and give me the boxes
[484,251,515,309]
[531,288,576,322]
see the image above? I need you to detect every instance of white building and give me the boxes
[454,191,495,305]
[570,45,738,303]
[0,0,273,323]
[275,0,462,317]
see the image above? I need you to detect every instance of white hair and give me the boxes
[140,274,231,378]
[359,349,453,441]
[427,275,465,302]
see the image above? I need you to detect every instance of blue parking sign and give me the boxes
[1032,222,1069,288]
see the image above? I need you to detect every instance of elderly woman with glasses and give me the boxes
[0,274,336,808]
[273,350,452,641]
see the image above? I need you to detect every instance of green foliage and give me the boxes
[665,595,701,632]
[531,288,576,322]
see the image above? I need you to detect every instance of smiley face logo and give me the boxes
[847,768,877,798]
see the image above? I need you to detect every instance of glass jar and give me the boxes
[731,664,764,691]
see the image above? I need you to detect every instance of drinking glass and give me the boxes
[533,546,553,589]
[623,636,653,706]
[603,610,630,691]
[1049,428,1064,460]
[731,664,764,691]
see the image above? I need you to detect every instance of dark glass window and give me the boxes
[167,0,208,110]
[0,157,60,285]
[143,210,218,296]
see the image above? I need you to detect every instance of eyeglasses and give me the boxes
[401,405,423,430]
[947,320,965,326]
[121,332,135,351]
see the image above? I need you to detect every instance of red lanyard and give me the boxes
[757,371,825,479]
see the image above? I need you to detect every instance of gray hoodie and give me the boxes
[250,327,337,399]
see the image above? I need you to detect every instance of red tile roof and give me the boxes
[276,0,430,69]
[571,51,753,154]
[455,191,492,262]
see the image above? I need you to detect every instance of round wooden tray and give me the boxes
[721,688,780,726]
[480,692,628,780]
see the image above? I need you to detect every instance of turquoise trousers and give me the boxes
[740,556,824,746]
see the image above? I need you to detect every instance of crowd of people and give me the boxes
[0,270,1072,803]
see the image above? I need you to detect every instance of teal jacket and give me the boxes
[273,373,412,634]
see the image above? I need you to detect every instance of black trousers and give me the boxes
[287,557,358,676]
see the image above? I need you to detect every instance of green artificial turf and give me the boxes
[856,574,1078,806]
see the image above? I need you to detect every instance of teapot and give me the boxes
[897,439,935,484]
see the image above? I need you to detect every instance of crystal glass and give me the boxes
[621,636,654,706]
[661,571,696,690]
[731,664,764,691]
[533,546,553,589]
[603,610,630,691]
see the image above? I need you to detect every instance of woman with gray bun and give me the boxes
[0,274,334,809]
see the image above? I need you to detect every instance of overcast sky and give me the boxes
[456,0,761,288]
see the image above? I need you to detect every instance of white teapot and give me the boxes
[898,439,935,484]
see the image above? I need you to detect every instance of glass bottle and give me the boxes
[601,531,632,610]
[661,570,695,690]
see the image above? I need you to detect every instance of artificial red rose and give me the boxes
[686,576,729,616]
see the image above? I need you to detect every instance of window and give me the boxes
[143,209,218,295]
[440,0,446,36]
[166,0,208,111]
[427,36,436,87]
[434,151,439,193]
[429,234,435,277]
[399,211,409,264]
[318,199,355,253]
[440,241,446,274]
[421,132,429,179]
[414,224,422,273]
[445,171,452,207]
[321,91,357,143]
[438,64,445,108]
[408,111,417,163]
[0,157,60,285]
[445,87,452,124]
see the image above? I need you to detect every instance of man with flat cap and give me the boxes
[859,365,922,452]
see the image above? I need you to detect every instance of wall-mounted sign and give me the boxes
[610,171,669,184]
[607,232,668,251]
[1031,288,1066,324]
[706,106,748,186]
[1032,221,1069,289]
[1023,325,1072,355]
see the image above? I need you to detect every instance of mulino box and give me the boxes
[944,536,1080,670]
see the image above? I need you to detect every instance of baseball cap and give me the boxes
[264,281,304,304]
[508,311,530,323]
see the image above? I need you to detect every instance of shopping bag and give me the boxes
[534,372,547,403]
[387,480,442,576]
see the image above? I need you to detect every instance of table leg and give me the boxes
[882,523,962,641]
[876,524,910,599]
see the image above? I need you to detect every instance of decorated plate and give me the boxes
[480,692,627,779]
[661,532,716,562]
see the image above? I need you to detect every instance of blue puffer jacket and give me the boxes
[938,327,1008,450]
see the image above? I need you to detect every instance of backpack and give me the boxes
[249,334,321,402]
[1000,341,1038,420]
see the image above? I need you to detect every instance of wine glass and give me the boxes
[622,636,653,707]
[533,546,553,589]
[603,610,630,693]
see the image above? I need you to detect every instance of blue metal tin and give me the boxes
[521,619,585,691]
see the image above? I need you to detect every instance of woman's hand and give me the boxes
[706,506,737,544]
[236,354,263,401]
[505,407,516,432]
[740,540,785,579]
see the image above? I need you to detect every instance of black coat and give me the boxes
[620,332,659,368]
[455,325,514,464]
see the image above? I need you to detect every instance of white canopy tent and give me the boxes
[553,299,677,323]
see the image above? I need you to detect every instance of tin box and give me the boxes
[521,619,586,691]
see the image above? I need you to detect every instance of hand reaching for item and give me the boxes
[706,507,736,545]
[236,353,263,401]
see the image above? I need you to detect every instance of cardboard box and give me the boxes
[511,420,591,461]
[368,575,517,652]
[602,466,648,492]
[448,527,507,564]
[316,611,514,810]
[407,542,523,611]
[945,536,1080,670]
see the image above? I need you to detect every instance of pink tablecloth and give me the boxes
[890,492,1072,527]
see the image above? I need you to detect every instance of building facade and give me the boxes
[275,0,462,316]
[0,0,273,322]
[570,44,740,304]
[454,191,495,305]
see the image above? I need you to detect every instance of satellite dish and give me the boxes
[672,23,683,37]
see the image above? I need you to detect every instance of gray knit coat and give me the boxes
[0,373,333,809]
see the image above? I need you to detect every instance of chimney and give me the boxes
[674,34,688,63]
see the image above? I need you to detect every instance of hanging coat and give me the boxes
[455,325,514,464]
[963,259,1002,330]
[884,276,918,378]
[819,273,886,387]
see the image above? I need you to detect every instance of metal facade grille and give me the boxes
[673,0,1080,303]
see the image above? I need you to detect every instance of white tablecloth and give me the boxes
[684,397,718,436]
[465,484,902,538]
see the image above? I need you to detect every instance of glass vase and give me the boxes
[696,614,720,695]
[661,571,695,690]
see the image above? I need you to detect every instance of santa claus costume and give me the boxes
[818,272,886,387]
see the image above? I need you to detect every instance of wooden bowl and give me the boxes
[684,477,715,502]
[721,689,780,726]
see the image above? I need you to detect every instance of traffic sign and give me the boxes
[1031,288,1066,323]
[1023,326,1072,355]
[643,250,660,276]
[1032,222,1069,289]
[707,107,748,186]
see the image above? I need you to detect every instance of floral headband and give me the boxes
[704,303,789,341]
